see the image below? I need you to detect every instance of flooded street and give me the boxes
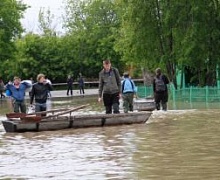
[1,97,220,179]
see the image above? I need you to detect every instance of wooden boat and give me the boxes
[1,105,152,133]
[134,97,156,111]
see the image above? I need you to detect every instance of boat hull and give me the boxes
[1,112,152,133]
[134,98,155,111]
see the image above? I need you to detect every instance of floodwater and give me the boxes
[1,97,220,179]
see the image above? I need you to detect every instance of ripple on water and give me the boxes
[1,110,220,179]
[0,127,139,179]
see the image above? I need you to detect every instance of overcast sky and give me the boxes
[21,0,65,34]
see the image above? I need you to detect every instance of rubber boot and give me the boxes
[105,106,112,114]
[113,103,120,114]
[162,103,167,111]
[156,103,160,110]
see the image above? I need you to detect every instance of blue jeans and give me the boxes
[35,103,47,112]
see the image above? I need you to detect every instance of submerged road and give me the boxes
[25,88,99,98]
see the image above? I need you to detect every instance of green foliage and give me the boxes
[64,0,124,75]
[38,8,56,36]
[115,0,220,86]
[0,0,27,78]
[2,0,220,86]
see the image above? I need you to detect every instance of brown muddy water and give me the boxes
[0,97,220,179]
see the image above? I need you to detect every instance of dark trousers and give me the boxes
[0,93,5,98]
[13,100,26,113]
[67,85,73,95]
[122,92,134,113]
[103,92,120,114]
[79,86,85,94]
[0,90,5,98]
[154,91,168,110]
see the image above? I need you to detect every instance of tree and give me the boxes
[64,0,124,76]
[114,0,176,84]
[14,33,67,82]
[38,8,56,36]
[115,0,220,87]
[0,0,27,62]
[175,0,220,86]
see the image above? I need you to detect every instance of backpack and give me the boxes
[112,68,120,87]
[122,79,134,93]
[155,75,166,92]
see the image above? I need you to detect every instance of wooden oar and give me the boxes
[18,104,89,122]
[43,104,89,119]
[6,107,71,121]
[7,104,89,122]
[6,112,27,119]
[20,116,42,123]
[6,113,42,122]
[27,107,71,116]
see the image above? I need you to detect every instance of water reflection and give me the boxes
[1,98,220,179]
[0,97,14,114]
[133,110,220,180]
[171,100,220,110]
[0,126,141,179]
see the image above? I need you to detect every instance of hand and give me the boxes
[98,97,102,102]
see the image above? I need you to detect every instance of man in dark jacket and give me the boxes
[153,68,169,111]
[66,75,73,96]
[30,74,53,114]
[78,73,85,96]
[98,60,121,114]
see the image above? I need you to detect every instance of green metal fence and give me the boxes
[137,86,154,98]
[137,84,220,102]
[170,85,220,102]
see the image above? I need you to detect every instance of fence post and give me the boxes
[171,83,176,101]
[144,86,147,97]
[206,86,208,102]
[170,83,176,109]
[190,86,192,103]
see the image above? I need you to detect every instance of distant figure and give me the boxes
[98,60,121,114]
[153,68,169,111]
[121,72,137,113]
[0,77,5,98]
[30,74,53,115]
[45,76,52,98]
[6,76,31,113]
[78,73,85,96]
[66,75,73,96]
